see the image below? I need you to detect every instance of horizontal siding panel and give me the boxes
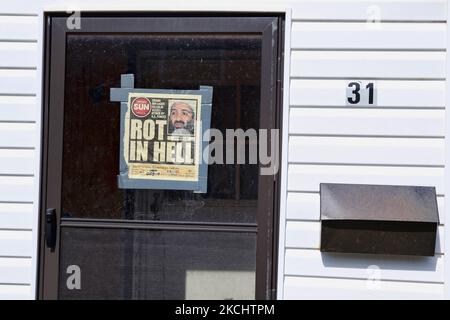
[290,79,445,107]
[289,136,445,166]
[285,249,444,283]
[285,221,444,254]
[0,284,32,300]
[291,22,445,50]
[290,0,446,21]
[286,193,445,224]
[287,165,445,194]
[291,51,445,79]
[0,42,37,68]
[284,276,444,300]
[289,108,444,137]
[0,176,34,202]
[287,192,321,221]
[0,0,38,14]
[0,69,36,95]
[0,16,38,41]
[286,220,321,249]
[0,203,33,229]
[0,257,31,284]
[0,230,32,257]
[0,123,36,148]
[0,149,35,175]
[2,0,446,22]
[0,96,36,121]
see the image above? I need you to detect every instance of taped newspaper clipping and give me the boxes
[124,92,202,183]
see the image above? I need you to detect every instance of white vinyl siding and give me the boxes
[0,70,37,95]
[284,276,444,300]
[290,80,446,108]
[285,250,444,283]
[291,51,445,79]
[0,12,39,300]
[289,0,446,21]
[291,23,446,50]
[0,15,38,41]
[280,0,447,300]
[0,42,38,69]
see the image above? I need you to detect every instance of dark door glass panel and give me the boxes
[58,227,256,299]
[62,34,261,223]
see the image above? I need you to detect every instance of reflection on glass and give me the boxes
[62,35,261,223]
[59,228,256,300]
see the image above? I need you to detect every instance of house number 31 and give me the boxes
[346,81,377,106]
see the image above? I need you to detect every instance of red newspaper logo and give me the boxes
[131,97,152,117]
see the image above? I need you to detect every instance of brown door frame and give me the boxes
[39,13,284,300]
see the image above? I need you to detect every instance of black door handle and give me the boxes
[45,208,57,249]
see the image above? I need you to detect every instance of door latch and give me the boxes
[45,208,57,250]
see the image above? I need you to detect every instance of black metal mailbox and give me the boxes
[320,183,439,256]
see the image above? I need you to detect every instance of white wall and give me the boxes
[0,11,40,299]
[0,0,448,300]
[281,0,447,299]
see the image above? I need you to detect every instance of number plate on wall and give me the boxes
[346,81,377,107]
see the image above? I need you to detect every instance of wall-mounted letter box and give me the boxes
[320,183,439,256]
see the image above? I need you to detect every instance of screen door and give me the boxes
[39,14,282,300]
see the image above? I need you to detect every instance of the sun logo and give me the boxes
[131,97,152,117]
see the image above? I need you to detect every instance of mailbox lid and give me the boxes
[320,183,439,224]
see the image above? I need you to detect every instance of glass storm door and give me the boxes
[39,14,282,300]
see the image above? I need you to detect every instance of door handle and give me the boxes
[45,208,57,249]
